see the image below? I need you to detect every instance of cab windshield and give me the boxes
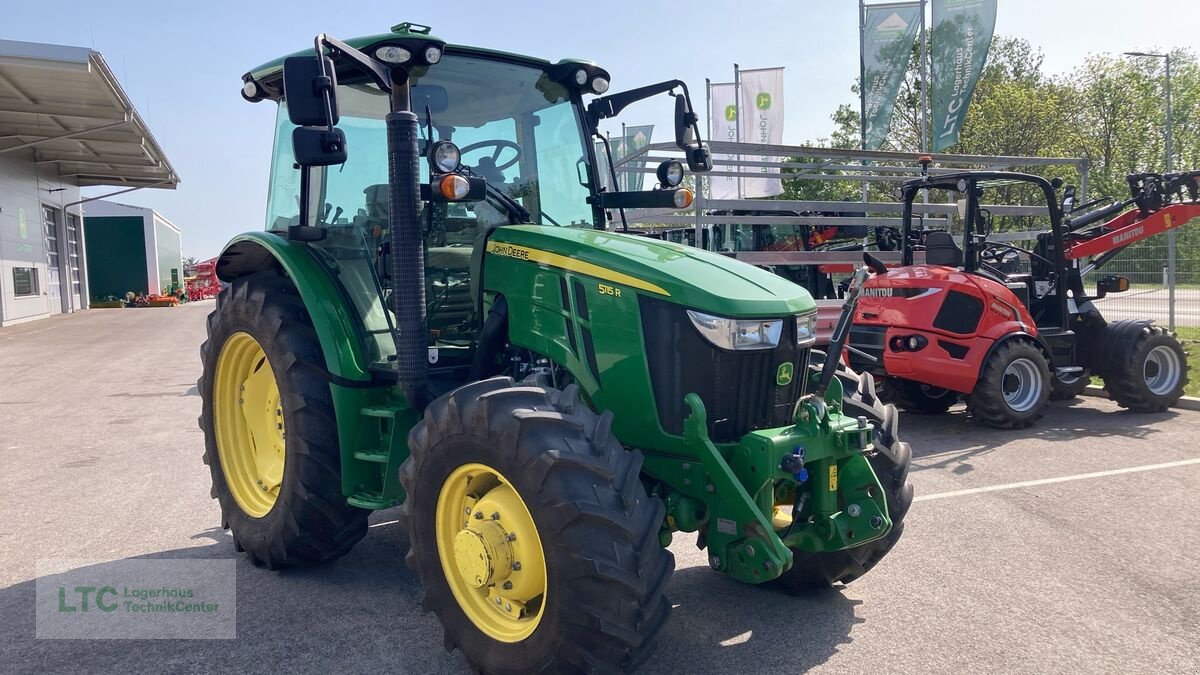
[262,54,597,367]
[266,53,597,231]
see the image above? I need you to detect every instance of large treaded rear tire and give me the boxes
[199,271,368,568]
[881,377,959,414]
[1103,325,1188,411]
[399,377,672,673]
[966,339,1050,429]
[774,365,914,590]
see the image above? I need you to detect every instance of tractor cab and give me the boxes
[236,23,710,387]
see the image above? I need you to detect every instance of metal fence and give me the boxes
[608,141,1200,329]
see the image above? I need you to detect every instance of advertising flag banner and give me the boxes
[708,82,740,199]
[931,0,997,151]
[737,67,785,198]
[621,125,654,191]
[861,2,922,150]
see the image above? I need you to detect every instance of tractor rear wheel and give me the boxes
[881,377,959,414]
[1102,326,1188,411]
[774,365,914,591]
[967,339,1050,429]
[199,271,368,567]
[400,377,672,673]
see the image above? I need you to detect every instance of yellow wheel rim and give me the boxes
[435,463,548,643]
[213,332,285,518]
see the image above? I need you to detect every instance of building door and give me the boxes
[66,213,83,310]
[42,205,63,314]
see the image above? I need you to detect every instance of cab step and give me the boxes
[352,449,390,464]
[347,490,401,510]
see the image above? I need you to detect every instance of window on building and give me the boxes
[13,267,39,297]
[67,213,81,295]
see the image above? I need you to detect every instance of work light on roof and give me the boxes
[424,46,442,65]
[376,45,412,64]
[591,77,610,94]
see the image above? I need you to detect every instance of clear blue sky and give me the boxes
[3,0,1197,258]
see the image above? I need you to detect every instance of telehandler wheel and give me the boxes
[1049,369,1091,401]
[400,377,672,674]
[1103,326,1188,411]
[966,339,1051,429]
[774,365,914,591]
[881,377,959,414]
[199,271,368,568]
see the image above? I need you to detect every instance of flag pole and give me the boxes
[858,0,868,203]
[919,0,929,154]
[734,63,742,199]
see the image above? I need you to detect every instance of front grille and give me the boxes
[848,325,887,374]
[640,296,809,443]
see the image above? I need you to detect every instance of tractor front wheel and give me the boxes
[1102,325,1188,411]
[967,339,1051,429]
[199,271,368,567]
[400,378,672,673]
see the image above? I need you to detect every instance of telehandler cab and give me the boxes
[199,23,913,672]
[849,159,1194,428]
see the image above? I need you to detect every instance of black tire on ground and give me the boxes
[774,365,914,591]
[199,271,369,568]
[399,377,673,673]
[1103,326,1189,412]
[1049,369,1091,401]
[880,376,960,414]
[966,339,1051,429]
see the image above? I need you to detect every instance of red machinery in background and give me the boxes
[185,257,221,301]
[847,163,1197,429]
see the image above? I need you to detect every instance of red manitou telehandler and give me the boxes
[847,160,1197,428]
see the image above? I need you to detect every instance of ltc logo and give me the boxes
[724,104,737,121]
[776,361,794,386]
[755,92,772,110]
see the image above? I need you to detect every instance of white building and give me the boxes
[0,38,178,326]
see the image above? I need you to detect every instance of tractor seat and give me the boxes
[924,231,963,267]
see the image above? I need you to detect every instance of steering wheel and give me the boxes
[460,139,522,172]
[979,244,1020,266]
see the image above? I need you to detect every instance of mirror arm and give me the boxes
[315,33,393,93]
[587,79,686,126]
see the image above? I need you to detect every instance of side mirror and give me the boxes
[1096,275,1130,299]
[674,94,712,173]
[292,127,347,166]
[283,56,339,127]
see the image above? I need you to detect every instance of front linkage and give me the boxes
[647,258,896,584]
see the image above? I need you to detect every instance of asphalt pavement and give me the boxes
[1,303,1197,673]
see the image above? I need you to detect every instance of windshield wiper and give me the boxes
[484,183,531,224]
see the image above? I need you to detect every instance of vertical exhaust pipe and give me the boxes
[386,72,428,411]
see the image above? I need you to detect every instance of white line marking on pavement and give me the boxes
[914,458,1200,502]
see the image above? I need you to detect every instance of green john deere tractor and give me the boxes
[199,23,914,672]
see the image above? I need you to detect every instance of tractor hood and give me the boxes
[488,225,816,317]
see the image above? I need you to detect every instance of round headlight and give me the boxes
[424,46,442,65]
[574,69,588,86]
[591,77,610,94]
[430,141,461,173]
[439,174,470,200]
[957,178,969,192]
[242,81,259,99]
[376,45,412,64]
[673,188,694,209]
[657,160,684,187]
